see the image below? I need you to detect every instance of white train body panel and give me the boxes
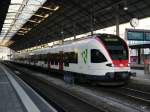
[13,34,131,81]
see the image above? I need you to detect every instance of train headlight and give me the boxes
[128,63,130,67]
[120,64,123,67]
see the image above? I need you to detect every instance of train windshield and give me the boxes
[98,35,128,60]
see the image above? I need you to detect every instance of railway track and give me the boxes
[5,63,106,112]
[119,87,150,103]
[113,88,150,104]
[88,86,150,111]
[125,81,150,94]
[4,62,150,112]
[122,87,150,95]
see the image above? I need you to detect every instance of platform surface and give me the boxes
[131,69,150,79]
[0,64,26,112]
[0,63,57,112]
[131,69,150,85]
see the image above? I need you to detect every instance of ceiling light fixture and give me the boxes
[0,0,60,46]
[16,33,24,35]
[42,6,59,11]
[123,1,128,11]
[0,0,47,45]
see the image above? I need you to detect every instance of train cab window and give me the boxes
[98,35,128,60]
[91,49,107,63]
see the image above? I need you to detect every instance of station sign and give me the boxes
[145,32,150,41]
[126,29,150,41]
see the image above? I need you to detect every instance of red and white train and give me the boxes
[13,34,135,83]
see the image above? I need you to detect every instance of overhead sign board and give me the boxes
[145,32,150,41]
[126,29,150,41]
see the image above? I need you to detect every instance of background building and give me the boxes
[0,46,14,60]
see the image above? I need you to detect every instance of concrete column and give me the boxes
[61,29,64,44]
[90,0,94,35]
[115,6,120,36]
[138,48,141,64]
[73,23,76,40]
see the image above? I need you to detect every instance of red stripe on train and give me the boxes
[112,60,128,67]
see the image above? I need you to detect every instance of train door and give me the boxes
[59,51,64,71]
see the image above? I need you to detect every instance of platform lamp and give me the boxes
[61,29,64,44]
[123,0,128,11]
[90,0,95,36]
[73,22,76,40]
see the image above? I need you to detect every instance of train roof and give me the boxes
[22,33,121,54]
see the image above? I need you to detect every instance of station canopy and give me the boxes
[0,0,150,51]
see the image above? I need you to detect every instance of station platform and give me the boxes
[131,69,150,84]
[131,64,144,70]
[0,63,57,112]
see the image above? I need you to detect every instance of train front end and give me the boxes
[98,34,134,81]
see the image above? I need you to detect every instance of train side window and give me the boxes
[64,52,78,66]
[39,54,42,61]
[36,55,40,62]
[55,53,59,65]
[64,53,69,67]
[43,54,48,64]
[34,55,38,63]
[91,49,107,63]
[40,54,44,61]
[70,52,78,63]
[51,54,54,65]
